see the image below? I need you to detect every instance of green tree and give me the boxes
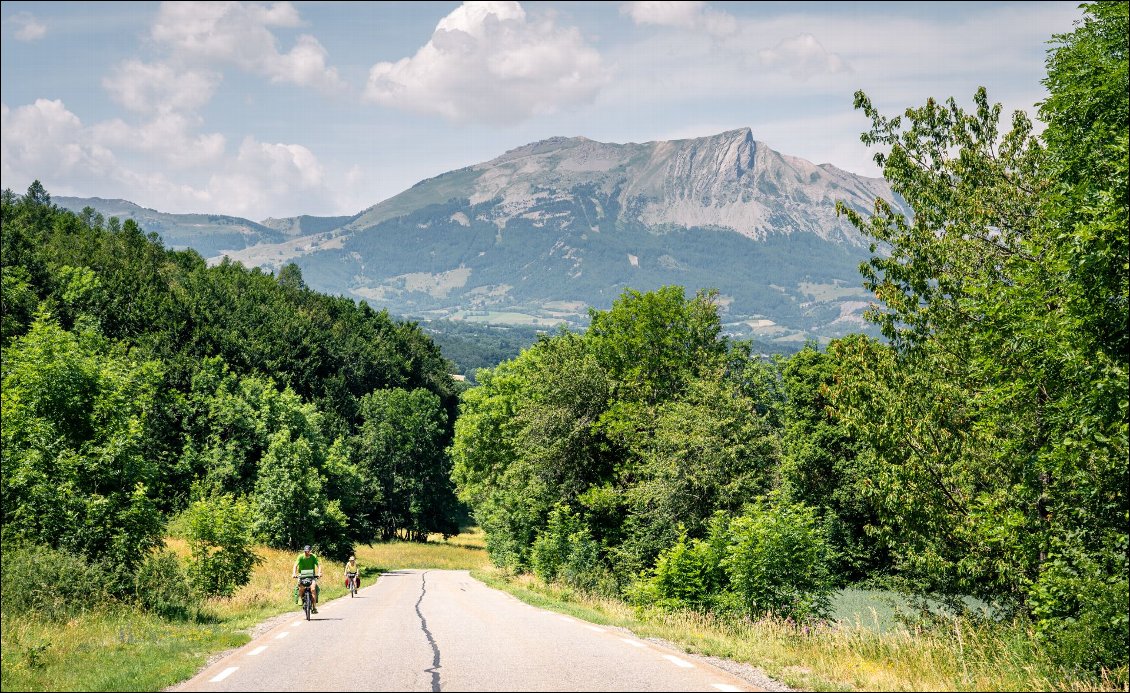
[779,343,887,582]
[833,1,1127,670]
[251,427,329,550]
[356,387,456,540]
[1,311,165,583]
[184,494,262,598]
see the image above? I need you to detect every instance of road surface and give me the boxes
[173,569,761,692]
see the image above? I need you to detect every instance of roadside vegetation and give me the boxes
[451,4,1127,689]
[0,532,488,692]
[477,568,1119,692]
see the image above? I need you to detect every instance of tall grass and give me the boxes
[0,531,489,692]
[474,568,1126,692]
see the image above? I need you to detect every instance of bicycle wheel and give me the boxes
[303,588,312,620]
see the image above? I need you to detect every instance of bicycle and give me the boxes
[296,573,318,620]
[346,571,358,597]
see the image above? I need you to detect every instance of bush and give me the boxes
[184,495,261,598]
[531,506,583,583]
[724,495,835,622]
[635,531,712,611]
[134,549,199,620]
[529,504,610,592]
[0,544,110,620]
[558,526,608,593]
[1030,532,1129,674]
[630,500,835,621]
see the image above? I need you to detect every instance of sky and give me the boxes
[1,1,1085,222]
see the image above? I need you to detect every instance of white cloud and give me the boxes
[1,100,116,186]
[93,113,226,169]
[9,11,47,41]
[150,1,345,92]
[364,1,610,124]
[204,137,328,217]
[1,97,342,220]
[758,33,850,80]
[103,61,221,114]
[620,1,736,36]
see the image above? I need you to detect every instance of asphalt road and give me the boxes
[173,569,761,692]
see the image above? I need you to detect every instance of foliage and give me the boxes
[355,387,459,541]
[723,495,835,622]
[1,312,165,585]
[831,1,1127,672]
[778,344,888,582]
[631,499,834,622]
[183,495,261,598]
[0,181,465,600]
[134,550,199,621]
[530,504,604,592]
[453,286,782,599]
[0,544,111,620]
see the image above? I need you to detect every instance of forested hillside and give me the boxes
[2,186,467,605]
[451,2,1128,677]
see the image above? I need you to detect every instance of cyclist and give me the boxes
[292,545,322,614]
[344,555,359,591]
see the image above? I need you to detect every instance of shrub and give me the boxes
[184,495,261,598]
[1030,532,1129,674]
[0,544,110,620]
[558,526,607,593]
[531,505,604,587]
[134,549,199,620]
[724,495,835,622]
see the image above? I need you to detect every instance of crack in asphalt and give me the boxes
[415,571,442,692]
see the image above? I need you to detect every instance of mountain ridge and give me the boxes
[55,128,904,344]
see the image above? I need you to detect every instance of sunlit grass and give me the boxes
[473,568,1125,692]
[2,529,490,692]
[0,607,245,692]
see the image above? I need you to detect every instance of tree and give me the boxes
[356,387,456,540]
[832,1,1127,670]
[184,494,261,597]
[1,311,165,584]
[778,343,887,582]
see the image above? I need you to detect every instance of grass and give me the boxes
[472,569,1126,692]
[1,609,246,692]
[0,530,489,692]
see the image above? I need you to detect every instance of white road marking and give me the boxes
[275,632,290,639]
[711,685,742,692]
[664,655,694,668]
[210,667,238,682]
[292,620,304,626]
[248,646,267,656]
[621,638,646,648]
[558,615,575,622]
[586,625,605,632]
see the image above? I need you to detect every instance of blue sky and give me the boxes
[1,1,1083,221]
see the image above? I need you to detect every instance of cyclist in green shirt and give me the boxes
[292,545,322,613]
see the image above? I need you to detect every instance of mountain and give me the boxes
[62,128,907,344]
[51,197,357,260]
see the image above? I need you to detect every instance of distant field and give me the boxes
[797,280,871,301]
[830,588,995,634]
[451,310,568,326]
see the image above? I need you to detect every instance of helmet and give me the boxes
[303,545,311,552]
[349,555,355,561]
